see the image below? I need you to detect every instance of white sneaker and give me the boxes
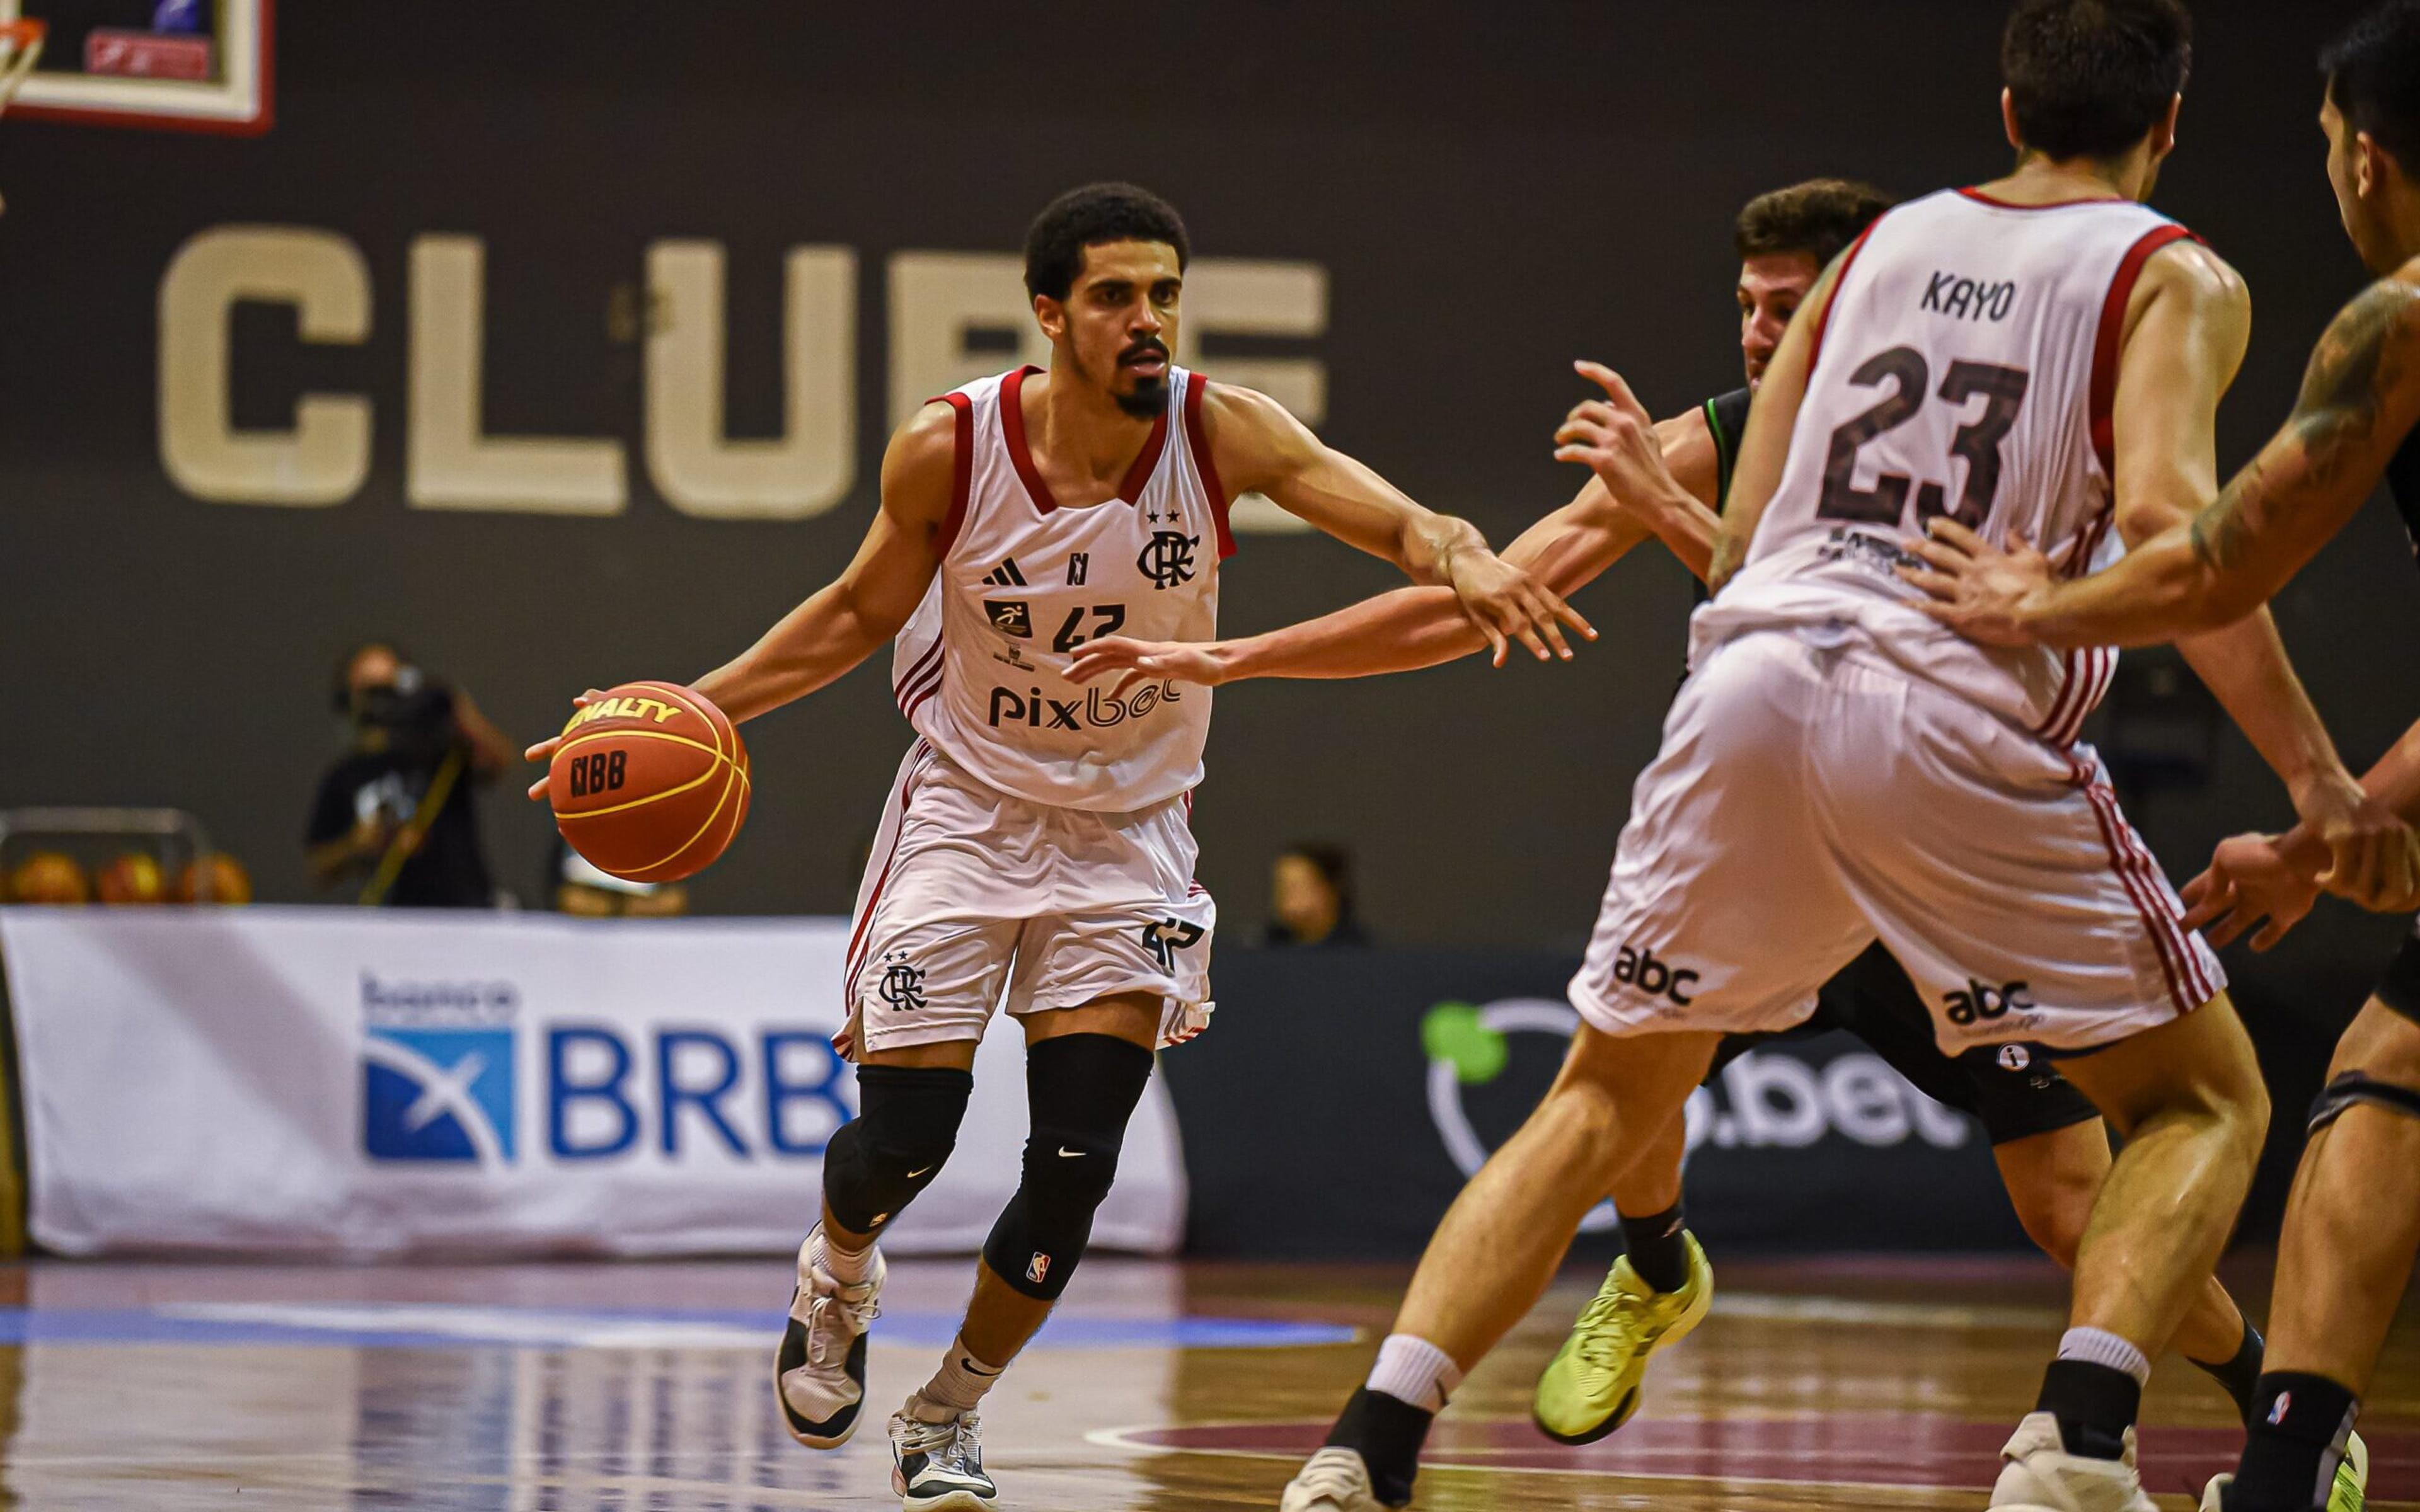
[1990,1411,2158,1511]
[773,1228,885,1449]
[1279,1446,1387,1511]
[889,1397,998,1511]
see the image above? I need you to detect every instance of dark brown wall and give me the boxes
[2,1,2411,990]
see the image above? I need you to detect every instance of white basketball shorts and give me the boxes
[1574,627,2223,1055]
[840,740,1216,1058]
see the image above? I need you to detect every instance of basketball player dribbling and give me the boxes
[1091,3,2416,1507]
[1077,172,2281,1452]
[524,183,1582,1512]
[1908,7,2420,1506]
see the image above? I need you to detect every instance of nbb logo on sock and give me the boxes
[357,971,852,1165]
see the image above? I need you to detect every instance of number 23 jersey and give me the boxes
[1696,188,2199,745]
[894,364,1233,811]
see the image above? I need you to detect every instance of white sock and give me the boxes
[1366,1333,1463,1414]
[2058,1326,2152,1385]
[916,1334,1009,1418]
[809,1222,875,1288]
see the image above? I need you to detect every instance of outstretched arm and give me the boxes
[1071,478,1652,687]
[520,402,955,794]
[1067,405,1725,689]
[1203,383,1593,662]
[1906,265,2420,646]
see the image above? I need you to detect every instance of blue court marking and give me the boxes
[0,1305,1357,1351]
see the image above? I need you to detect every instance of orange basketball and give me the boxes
[9,851,89,905]
[176,852,255,905]
[550,680,751,883]
[96,852,167,905]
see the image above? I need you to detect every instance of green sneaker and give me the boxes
[2198,1429,2368,1512]
[1531,1232,1713,1445]
[2332,1430,2370,1512]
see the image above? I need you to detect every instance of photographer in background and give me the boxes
[306,641,515,907]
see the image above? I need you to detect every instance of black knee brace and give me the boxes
[982,1034,1155,1302]
[823,1064,974,1237]
[2307,1069,2420,1134]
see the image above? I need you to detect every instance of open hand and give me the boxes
[1554,360,1678,505]
[1443,548,1595,667]
[2182,832,2322,951]
[1066,637,1230,700]
[521,689,606,801]
[1896,518,2058,647]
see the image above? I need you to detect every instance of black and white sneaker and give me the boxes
[774,1228,885,1449]
[889,1397,998,1511]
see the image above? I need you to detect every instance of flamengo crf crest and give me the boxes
[880,958,927,1011]
[1137,532,1199,589]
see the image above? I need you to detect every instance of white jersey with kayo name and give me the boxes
[1695,187,2200,746]
[893,364,1233,811]
[1577,186,2223,1058]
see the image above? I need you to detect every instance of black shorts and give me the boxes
[2380,922,2420,1024]
[1710,943,2101,1146]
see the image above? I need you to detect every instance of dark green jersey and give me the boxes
[1692,386,1754,605]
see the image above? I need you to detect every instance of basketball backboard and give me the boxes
[0,0,268,133]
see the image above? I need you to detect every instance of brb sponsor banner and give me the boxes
[1163,949,2027,1259]
[0,907,1185,1258]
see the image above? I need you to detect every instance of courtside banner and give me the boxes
[0,907,1185,1257]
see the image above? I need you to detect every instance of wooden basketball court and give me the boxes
[0,1252,2409,1509]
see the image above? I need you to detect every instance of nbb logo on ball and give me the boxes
[359,971,851,1166]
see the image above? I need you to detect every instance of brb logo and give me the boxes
[361,972,520,1163]
[1610,942,1698,1005]
[357,970,854,1165]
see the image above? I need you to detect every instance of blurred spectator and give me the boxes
[1264,842,1367,948]
[306,641,514,907]
[550,837,690,918]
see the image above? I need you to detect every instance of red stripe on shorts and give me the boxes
[2072,759,2199,1013]
[843,743,934,997]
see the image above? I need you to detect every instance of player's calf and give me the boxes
[778,1063,974,1450]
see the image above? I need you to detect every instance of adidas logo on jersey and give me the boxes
[982,558,1028,588]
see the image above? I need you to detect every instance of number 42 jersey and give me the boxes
[1694,188,2199,745]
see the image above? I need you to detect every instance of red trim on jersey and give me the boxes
[999,364,1171,515]
[933,391,975,556]
[1184,375,1236,559]
[2089,224,2202,478]
[1805,220,1881,375]
[1957,188,2130,210]
[894,641,944,714]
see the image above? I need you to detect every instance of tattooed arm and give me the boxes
[1906,266,2420,648]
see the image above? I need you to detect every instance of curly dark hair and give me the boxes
[1734,180,1897,269]
[2002,0,2193,162]
[1023,183,1191,302]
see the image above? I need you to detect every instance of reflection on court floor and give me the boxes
[0,1256,2410,1510]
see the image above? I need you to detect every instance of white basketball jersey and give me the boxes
[890,364,1230,811]
[1694,187,2198,743]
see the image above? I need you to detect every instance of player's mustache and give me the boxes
[1119,340,1170,367]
